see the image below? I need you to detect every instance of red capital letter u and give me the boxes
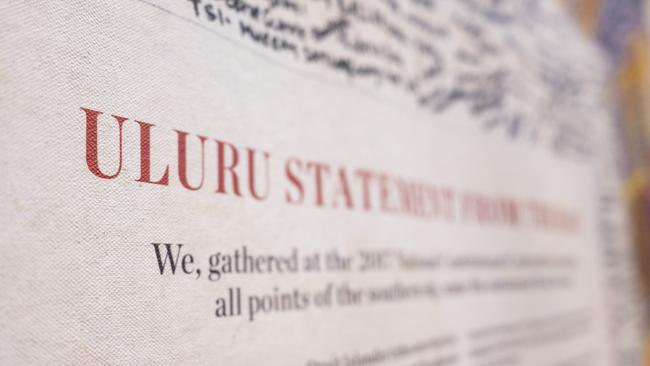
[82,107,127,179]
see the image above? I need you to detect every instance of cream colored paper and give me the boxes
[0,1,643,365]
